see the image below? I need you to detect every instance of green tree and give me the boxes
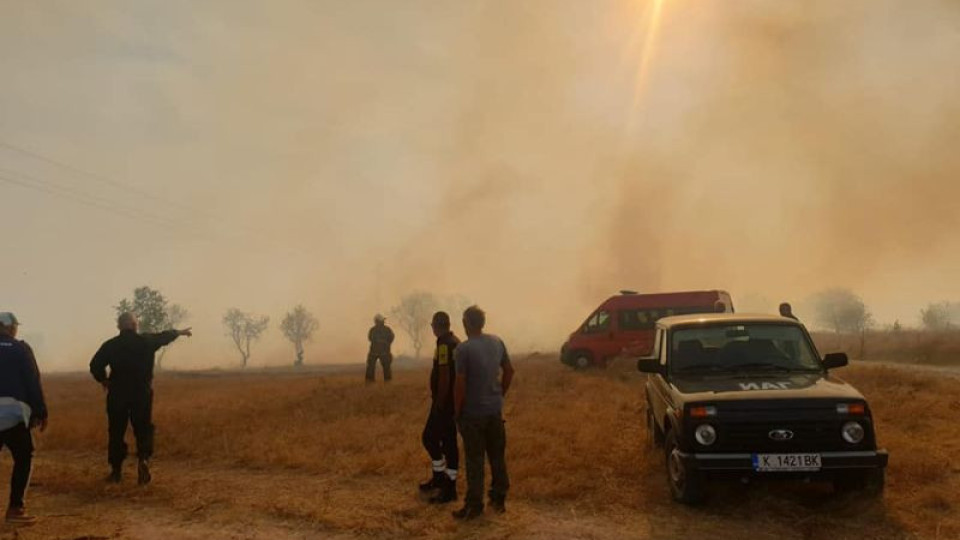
[115,287,189,370]
[116,286,168,333]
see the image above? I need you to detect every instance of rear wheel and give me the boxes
[665,430,705,504]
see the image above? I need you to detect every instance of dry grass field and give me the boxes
[1,355,958,539]
[811,330,960,366]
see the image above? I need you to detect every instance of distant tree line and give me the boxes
[115,286,320,369]
[114,285,471,369]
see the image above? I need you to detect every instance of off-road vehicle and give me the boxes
[639,314,888,504]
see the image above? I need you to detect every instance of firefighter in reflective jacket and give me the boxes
[366,314,395,382]
[418,311,461,503]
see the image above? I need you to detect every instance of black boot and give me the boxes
[106,465,122,484]
[429,475,457,504]
[451,504,483,521]
[419,471,444,492]
[137,459,152,485]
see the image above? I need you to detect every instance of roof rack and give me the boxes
[619,289,639,295]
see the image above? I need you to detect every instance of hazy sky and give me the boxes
[2,0,958,370]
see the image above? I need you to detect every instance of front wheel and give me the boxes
[834,468,885,496]
[665,430,705,504]
[571,352,593,371]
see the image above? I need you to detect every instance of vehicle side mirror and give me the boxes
[822,352,848,370]
[637,357,662,374]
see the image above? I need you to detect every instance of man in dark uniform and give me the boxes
[366,314,394,382]
[418,311,460,503]
[0,312,48,525]
[89,312,192,484]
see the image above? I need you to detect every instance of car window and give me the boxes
[669,324,821,373]
[620,306,719,330]
[583,310,611,333]
[619,309,658,330]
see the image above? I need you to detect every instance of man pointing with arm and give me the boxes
[90,312,191,485]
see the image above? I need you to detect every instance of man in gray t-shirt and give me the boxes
[452,306,515,520]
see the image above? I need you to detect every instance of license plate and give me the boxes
[752,453,821,472]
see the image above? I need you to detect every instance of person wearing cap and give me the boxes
[366,314,395,382]
[418,311,461,504]
[89,312,192,485]
[0,312,48,525]
[452,306,514,521]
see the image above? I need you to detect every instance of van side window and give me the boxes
[583,310,611,333]
[619,309,660,330]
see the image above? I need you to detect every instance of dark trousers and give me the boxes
[107,391,154,467]
[0,424,33,509]
[422,406,458,471]
[365,353,392,381]
[458,414,509,509]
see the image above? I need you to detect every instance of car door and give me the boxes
[647,328,671,426]
[577,309,617,363]
[619,307,659,357]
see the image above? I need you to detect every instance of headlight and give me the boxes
[695,424,717,446]
[842,421,865,444]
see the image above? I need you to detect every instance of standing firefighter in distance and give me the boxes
[366,314,395,382]
[419,311,461,504]
[0,312,48,525]
[452,306,514,521]
[779,302,798,320]
[89,312,192,485]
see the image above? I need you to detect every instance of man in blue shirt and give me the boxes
[0,312,48,525]
[452,306,514,520]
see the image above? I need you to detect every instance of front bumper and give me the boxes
[560,344,573,366]
[680,449,888,472]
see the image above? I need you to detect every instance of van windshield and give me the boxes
[670,324,821,374]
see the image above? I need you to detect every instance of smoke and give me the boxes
[2,0,958,369]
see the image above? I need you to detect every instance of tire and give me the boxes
[665,429,705,504]
[572,352,593,371]
[647,407,665,448]
[834,468,885,496]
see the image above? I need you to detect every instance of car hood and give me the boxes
[670,371,865,403]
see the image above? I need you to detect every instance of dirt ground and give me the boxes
[1,356,958,540]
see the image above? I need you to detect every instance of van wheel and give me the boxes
[572,353,592,370]
[647,407,665,448]
[665,430,705,504]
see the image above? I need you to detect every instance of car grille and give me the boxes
[714,420,844,452]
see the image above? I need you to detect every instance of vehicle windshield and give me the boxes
[669,324,821,374]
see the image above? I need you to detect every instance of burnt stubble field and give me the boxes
[1,356,958,539]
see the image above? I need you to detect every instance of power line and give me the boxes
[0,139,200,216]
[0,139,307,258]
[0,171,186,229]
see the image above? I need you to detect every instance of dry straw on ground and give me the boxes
[1,355,958,539]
